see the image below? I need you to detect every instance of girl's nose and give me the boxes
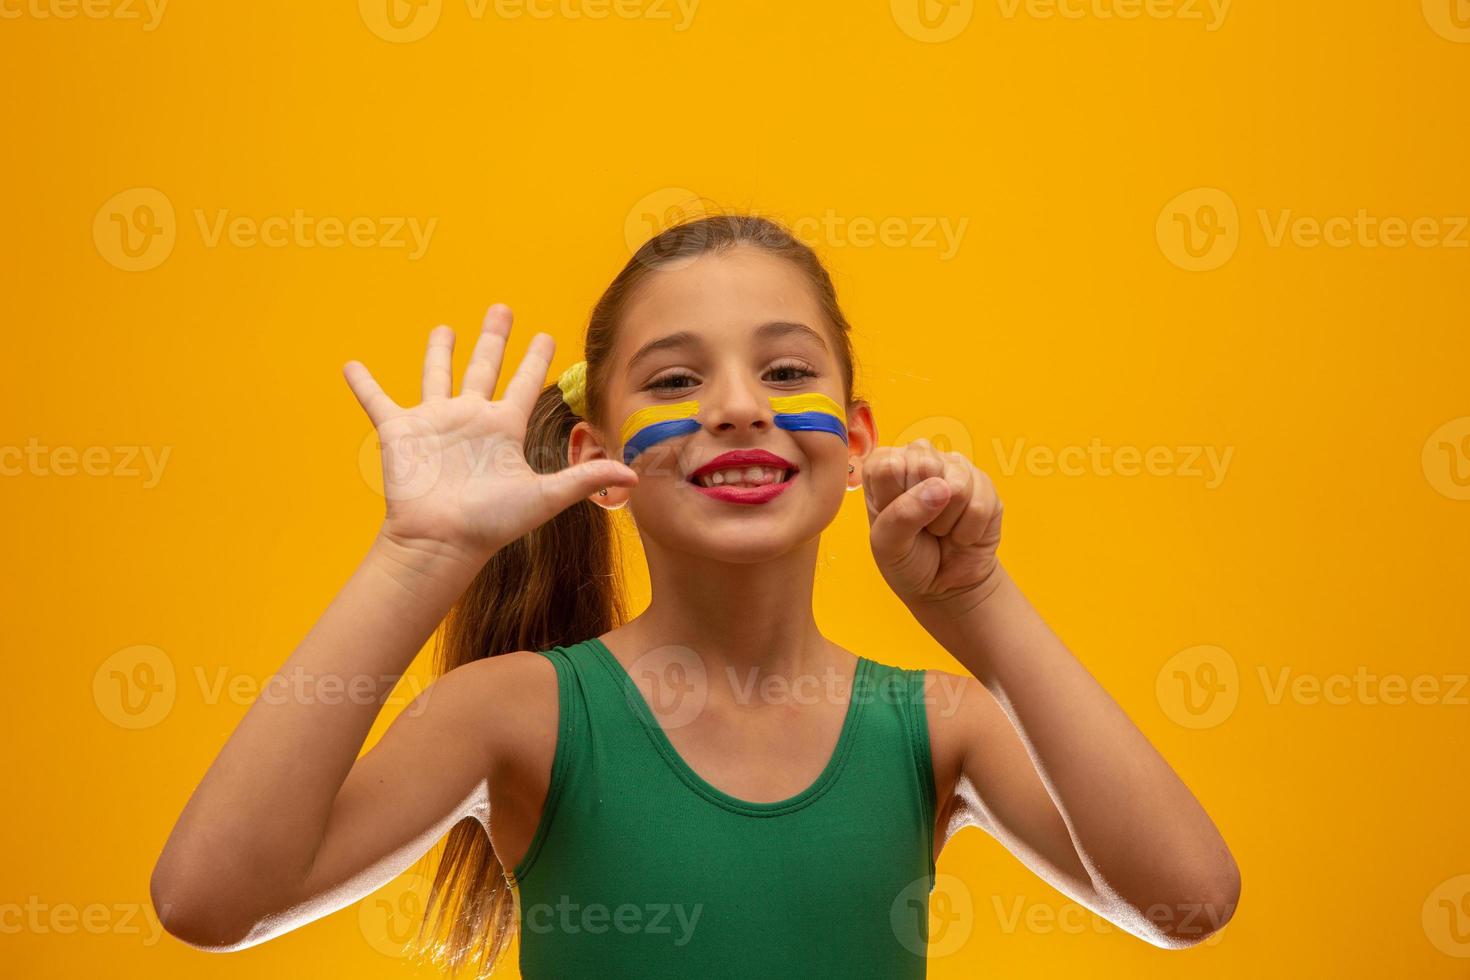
[705,383,771,434]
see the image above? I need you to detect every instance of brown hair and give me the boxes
[411,210,863,977]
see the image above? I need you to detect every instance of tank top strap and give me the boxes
[510,637,668,886]
[506,641,593,887]
[862,660,939,885]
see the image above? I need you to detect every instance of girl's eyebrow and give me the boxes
[626,321,828,374]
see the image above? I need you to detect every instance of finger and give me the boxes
[950,472,1001,547]
[536,458,638,516]
[863,448,907,526]
[501,331,556,418]
[867,441,949,521]
[902,439,945,490]
[422,325,456,402]
[869,477,952,566]
[342,360,401,428]
[461,304,512,399]
[924,453,975,538]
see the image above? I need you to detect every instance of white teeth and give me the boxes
[697,466,788,488]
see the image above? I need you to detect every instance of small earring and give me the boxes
[598,488,608,496]
[848,464,854,473]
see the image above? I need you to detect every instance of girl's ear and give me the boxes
[845,400,879,488]
[846,399,878,451]
[567,419,631,509]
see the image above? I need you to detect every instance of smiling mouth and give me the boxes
[688,466,798,489]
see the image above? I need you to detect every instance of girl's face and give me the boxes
[572,245,876,563]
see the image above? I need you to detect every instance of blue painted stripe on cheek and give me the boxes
[623,418,702,466]
[773,411,848,442]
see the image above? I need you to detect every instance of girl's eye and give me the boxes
[645,363,817,392]
[647,371,698,391]
[766,362,817,384]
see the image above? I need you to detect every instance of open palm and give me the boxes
[344,304,636,567]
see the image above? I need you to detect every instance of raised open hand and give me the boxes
[344,304,637,568]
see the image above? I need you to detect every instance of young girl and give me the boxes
[150,214,1240,978]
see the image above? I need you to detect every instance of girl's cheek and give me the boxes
[768,393,849,446]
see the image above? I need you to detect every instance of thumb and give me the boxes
[869,477,950,565]
[537,459,638,514]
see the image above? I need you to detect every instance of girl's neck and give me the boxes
[616,539,845,679]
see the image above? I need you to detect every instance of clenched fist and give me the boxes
[863,439,1005,615]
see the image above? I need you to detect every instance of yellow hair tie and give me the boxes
[557,359,588,417]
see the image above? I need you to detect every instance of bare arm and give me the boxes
[150,536,481,949]
[149,305,637,949]
[864,441,1240,948]
[917,567,1240,952]
[927,669,1100,904]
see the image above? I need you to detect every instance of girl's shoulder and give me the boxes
[436,650,561,776]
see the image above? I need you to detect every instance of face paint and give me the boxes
[620,400,701,466]
[769,393,848,443]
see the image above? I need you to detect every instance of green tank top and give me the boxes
[506,636,938,978]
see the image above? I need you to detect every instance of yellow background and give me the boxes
[3,0,1468,976]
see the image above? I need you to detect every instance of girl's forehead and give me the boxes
[616,250,827,350]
